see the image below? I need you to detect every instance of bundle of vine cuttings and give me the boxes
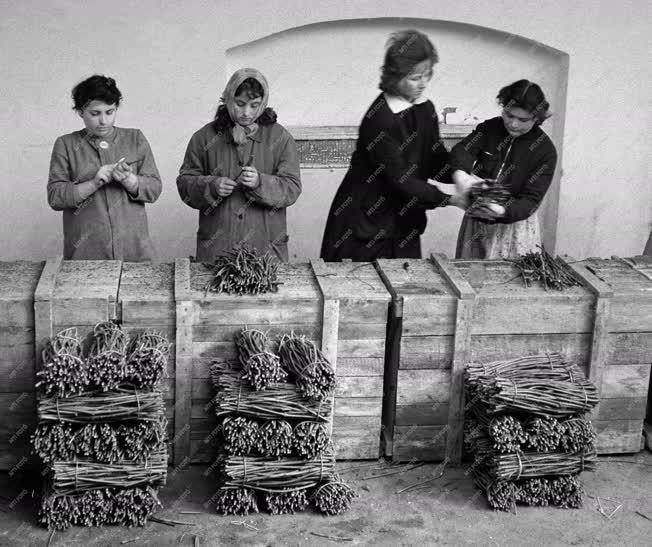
[468,413,595,454]
[210,361,331,422]
[214,487,259,516]
[466,353,584,384]
[36,327,87,398]
[124,331,169,389]
[87,321,129,391]
[49,448,167,494]
[235,328,287,390]
[256,420,294,457]
[39,485,161,530]
[278,333,336,401]
[312,480,357,515]
[221,416,260,455]
[292,421,331,459]
[203,245,280,295]
[218,453,336,492]
[38,389,166,424]
[467,180,513,221]
[509,246,582,290]
[31,419,168,463]
[471,468,584,511]
[263,490,309,515]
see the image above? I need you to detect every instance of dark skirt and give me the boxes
[321,232,422,262]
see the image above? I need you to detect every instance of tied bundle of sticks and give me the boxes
[87,321,129,391]
[465,352,598,511]
[509,246,582,290]
[465,354,598,418]
[210,361,331,422]
[471,468,584,511]
[32,418,168,464]
[38,389,166,424]
[466,179,513,221]
[467,414,595,454]
[40,486,161,530]
[235,328,287,390]
[278,333,336,401]
[210,361,332,422]
[36,327,87,398]
[49,448,167,494]
[125,331,169,389]
[203,245,280,295]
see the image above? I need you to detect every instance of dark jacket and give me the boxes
[320,93,452,261]
[47,127,161,261]
[177,122,301,262]
[449,116,558,224]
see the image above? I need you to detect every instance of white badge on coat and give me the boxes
[99,141,109,149]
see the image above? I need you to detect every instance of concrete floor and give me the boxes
[1,452,650,547]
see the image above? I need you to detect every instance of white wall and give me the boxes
[0,0,649,261]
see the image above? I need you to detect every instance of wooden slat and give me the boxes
[608,332,652,365]
[396,370,451,405]
[595,419,643,453]
[393,425,447,462]
[401,296,457,335]
[0,261,43,327]
[0,327,35,392]
[598,397,647,420]
[395,403,450,426]
[601,364,651,399]
[0,392,36,471]
[331,417,381,460]
[33,256,63,368]
[174,299,194,466]
[195,301,322,326]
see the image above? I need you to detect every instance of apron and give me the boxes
[456,213,541,259]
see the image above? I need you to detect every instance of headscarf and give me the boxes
[222,68,269,145]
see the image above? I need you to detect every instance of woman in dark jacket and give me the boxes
[451,80,558,258]
[320,30,465,261]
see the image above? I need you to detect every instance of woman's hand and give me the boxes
[469,202,506,220]
[238,165,260,189]
[94,164,116,186]
[112,160,139,193]
[448,192,469,210]
[452,170,482,195]
[213,177,238,197]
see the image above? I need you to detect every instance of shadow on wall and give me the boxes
[226,17,569,261]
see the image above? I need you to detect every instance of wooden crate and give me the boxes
[377,254,605,462]
[0,261,44,470]
[572,256,652,453]
[116,263,176,461]
[174,258,390,464]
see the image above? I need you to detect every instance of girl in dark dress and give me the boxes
[320,30,466,261]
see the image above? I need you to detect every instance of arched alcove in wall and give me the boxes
[226,18,569,259]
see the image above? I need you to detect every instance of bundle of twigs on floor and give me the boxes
[38,389,166,424]
[203,245,280,296]
[471,468,585,511]
[465,354,598,418]
[509,246,582,290]
[465,353,598,511]
[467,180,513,221]
[32,418,168,463]
[235,328,287,390]
[49,448,167,494]
[278,333,336,401]
[36,327,87,398]
[40,485,161,530]
[210,361,331,422]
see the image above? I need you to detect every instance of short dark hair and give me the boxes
[71,75,122,112]
[379,30,438,95]
[497,80,551,124]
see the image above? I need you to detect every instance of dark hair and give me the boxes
[497,80,551,124]
[71,75,122,112]
[213,77,277,132]
[379,30,438,95]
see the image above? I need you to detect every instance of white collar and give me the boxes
[384,93,428,114]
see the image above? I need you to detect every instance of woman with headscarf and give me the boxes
[47,74,162,260]
[451,79,558,259]
[320,30,466,261]
[177,68,301,262]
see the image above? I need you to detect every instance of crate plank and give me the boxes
[395,403,450,426]
[396,370,451,405]
[0,261,44,327]
[118,263,175,323]
[331,417,381,460]
[608,332,652,364]
[0,327,35,393]
[601,364,651,399]
[594,420,643,453]
[400,296,457,336]
[393,425,447,462]
[598,397,647,420]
